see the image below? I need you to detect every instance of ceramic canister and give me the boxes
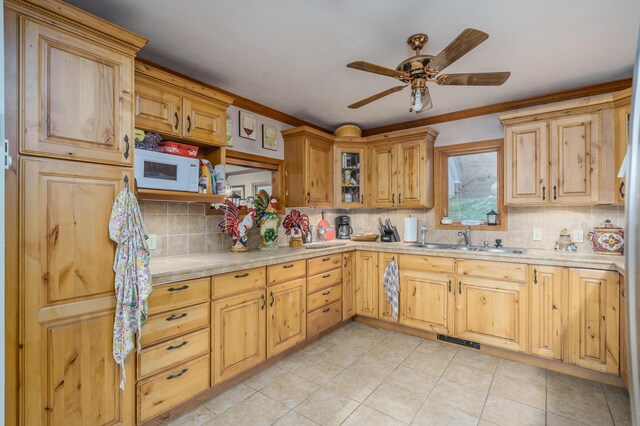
[588,219,624,255]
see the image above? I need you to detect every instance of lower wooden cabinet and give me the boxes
[342,252,356,320]
[378,252,397,322]
[456,277,528,352]
[307,301,342,338]
[568,268,620,375]
[267,278,306,358]
[529,265,566,360]
[137,328,210,379]
[212,289,266,384]
[355,251,378,318]
[620,275,629,387]
[399,270,455,335]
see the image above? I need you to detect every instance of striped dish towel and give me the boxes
[383,257,400,320]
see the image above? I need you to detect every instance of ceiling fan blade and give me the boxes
[348,85,407,109]
[428,28,489,72]
[436,72,511,86]
[416,87,433,113]
[347,61,408,79]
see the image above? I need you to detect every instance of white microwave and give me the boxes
[134,149,200,192]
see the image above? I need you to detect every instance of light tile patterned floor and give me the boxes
[165,322,632,426]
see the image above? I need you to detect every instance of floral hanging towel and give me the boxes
[109,188,152,389]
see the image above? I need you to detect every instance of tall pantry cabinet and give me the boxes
[4,1,147,424]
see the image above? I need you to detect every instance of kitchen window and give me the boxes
[434,139,508,230]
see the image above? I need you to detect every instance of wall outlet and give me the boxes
[573,229,584,243]
[532,228,542,241]
[147,234,157,250]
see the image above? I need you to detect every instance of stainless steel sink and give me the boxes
[449,245,479,251]
[406,243,452,249]
[481,247,526,254]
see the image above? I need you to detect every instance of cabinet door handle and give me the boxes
[234,272,249,278]
[458,281,462,294]
[167,368,188,380]
[186,115,191,133]
[166,341,188,350]
[448,280,452,293]
[123,134,130,159]
[322,290,331,295]
[261,294,266,310]
[361,194,364,204]
[167,285,189,292]
[166,313,187,321]
[392,193,395,204]
[283,264,294,269]
[553,185,557,201]
[322,307,330,313]
[542,186,546,201]
[270,291,275,307]
[620,181,625,199]
[174,111,179,130]
[533,269,538,285]
[306,192,311,204]
[398,193,402,204]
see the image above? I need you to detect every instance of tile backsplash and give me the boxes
[140,201,625,257]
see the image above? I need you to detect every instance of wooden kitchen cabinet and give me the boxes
[500,96,615,206]
[568,269,620,375]
[504,122,549,205]
[212,289,267,383]
[400,270,455,335]
[21,16,138,166]
[182,96,226,146]
[342,252,357,320]
[620,275,629,388]
[614,88,631,204]
[355,251,378,318]
[456,276,528,352]
[368,129,437,208]
[529,265,566,360]
[378,252,397,322]
[267,278,306,358]
[334,143,368,207]
[135,80,182,137]
[282,127,334,207]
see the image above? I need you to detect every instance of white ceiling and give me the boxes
[68,0,639,130]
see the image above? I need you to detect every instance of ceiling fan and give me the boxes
[346,29,511,113]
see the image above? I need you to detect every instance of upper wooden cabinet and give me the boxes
[19,13,145,166]
[282,127,334,207]
[368,129,437,208]
[135,61,233,147]
[613,88,632,204]
[334,141,367,207]
[500,96,616,205]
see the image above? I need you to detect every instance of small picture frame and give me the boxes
[225,118,234,147]
[230,185,245,199]
[239,111,256,140]
[262,124,278,151]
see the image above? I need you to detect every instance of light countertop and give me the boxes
[151,241,625,285]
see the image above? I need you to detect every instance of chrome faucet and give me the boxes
[458,227,472,246]
[421,224,427,245]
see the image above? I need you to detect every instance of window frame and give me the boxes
[434,139,508,231]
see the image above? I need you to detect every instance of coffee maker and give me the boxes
[336,216,353,239]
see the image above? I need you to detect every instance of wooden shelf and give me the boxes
[136,188,225,204]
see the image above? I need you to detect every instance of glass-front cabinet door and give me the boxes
[335,145,367,208]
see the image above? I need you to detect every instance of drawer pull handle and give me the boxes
[234,272,249,278]
[322,274,330,278]
[167,341,188,350]
[322,307,330,313]
[166,313,187,321]
[283,264,294,269]
[322,290,331,295]
[167,285,189,292]
[322,257,331,261]
[167,368,188,380]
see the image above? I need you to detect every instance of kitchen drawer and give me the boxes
[457,259,527,282]
[307,284,342,312]
[307,254,342,276]
[141,302,209,347]
[213,267,266,298]
[137,328,210,379]
[399,254,455,274]
[267,260,306,285]
[148,277,210,315]
[138,355,210,423]
[307,300,342,338]
[307,268,342,293]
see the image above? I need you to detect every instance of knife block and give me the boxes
[381,229,397,242]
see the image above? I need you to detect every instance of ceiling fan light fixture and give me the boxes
[412,90,424,112]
